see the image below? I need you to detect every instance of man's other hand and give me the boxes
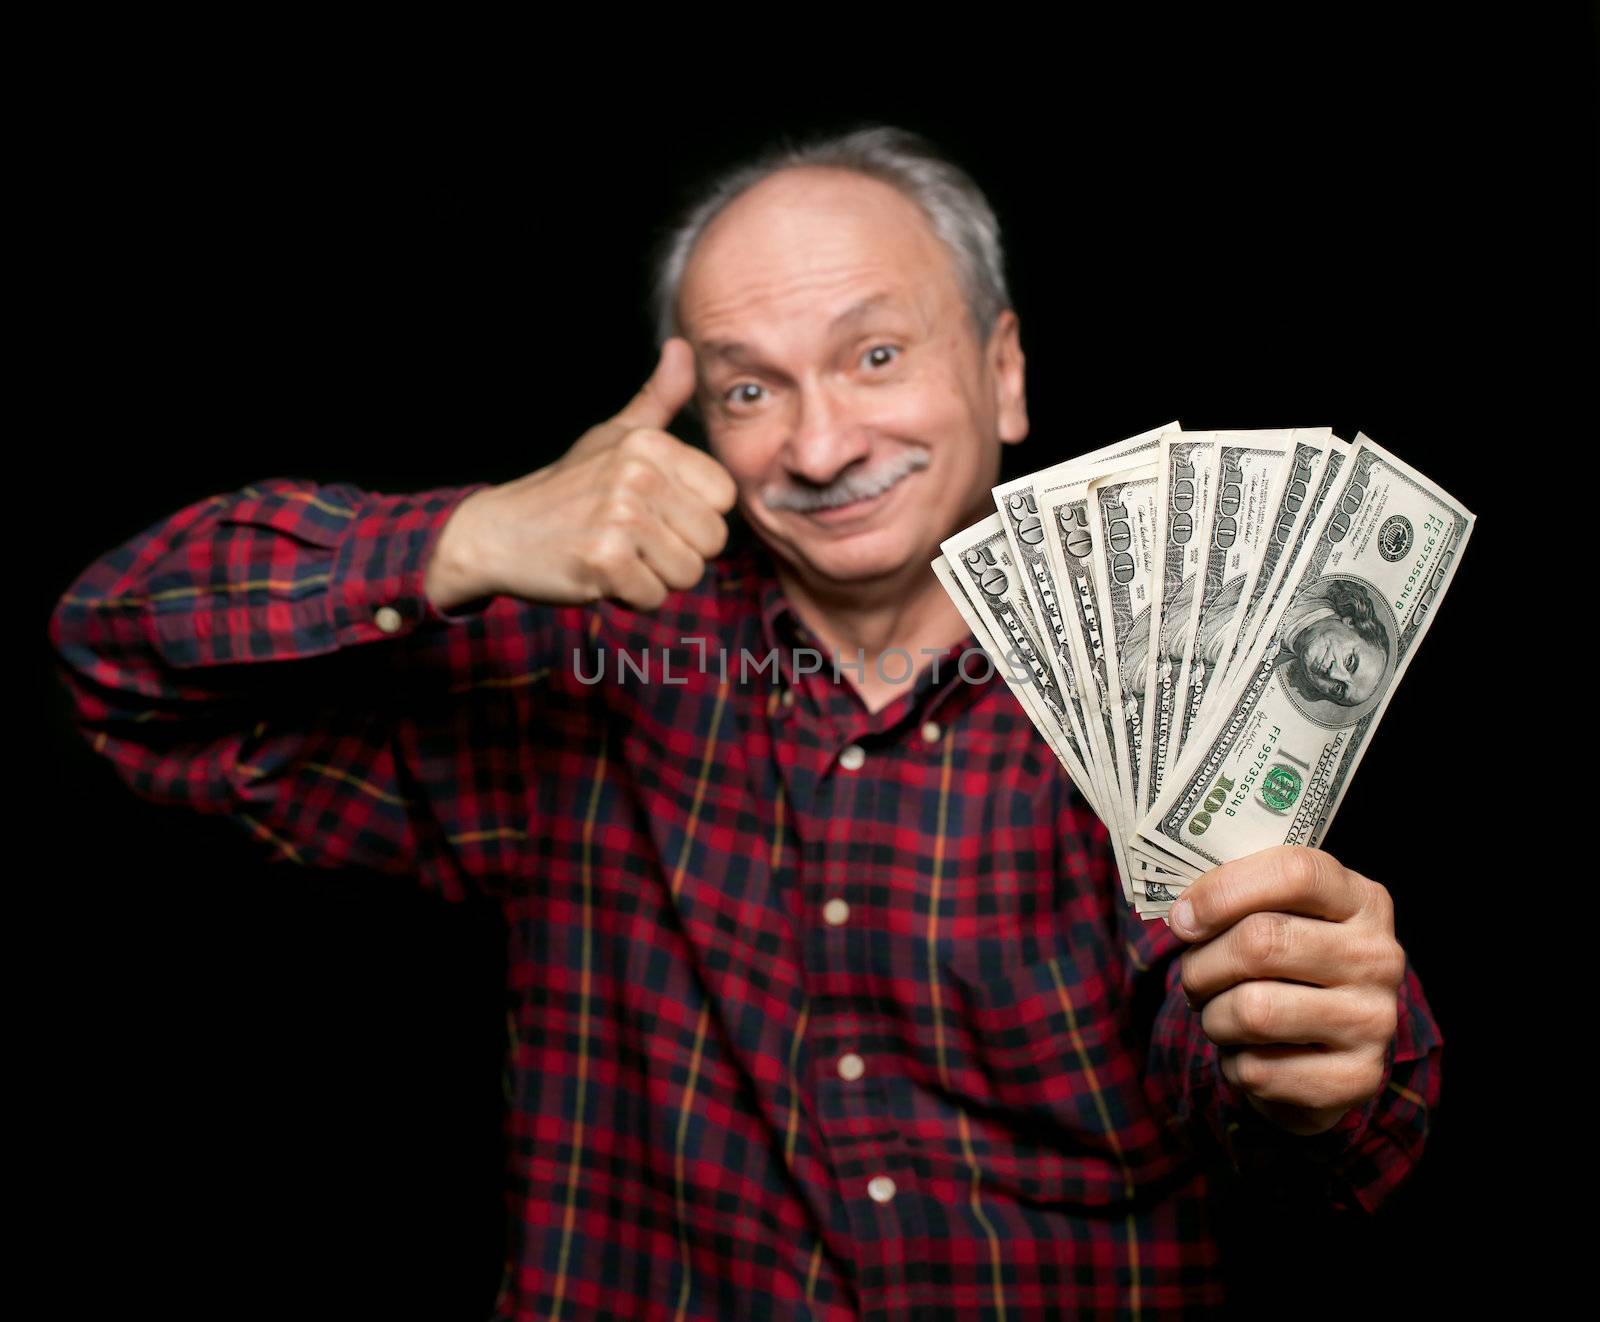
[424,337,738,612]
[1168,845,1406,1136]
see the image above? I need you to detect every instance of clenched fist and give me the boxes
[424,337,738,613]
[1168,845,1407,1136]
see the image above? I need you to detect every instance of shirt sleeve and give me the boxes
[1109,834,1443,1214]
[47,476,573,902]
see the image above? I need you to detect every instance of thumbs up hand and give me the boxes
[424,337,739,612]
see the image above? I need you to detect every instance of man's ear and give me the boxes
[988,310,1028,446]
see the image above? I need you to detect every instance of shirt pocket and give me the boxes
[926,945,1154,1208]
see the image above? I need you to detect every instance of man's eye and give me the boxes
[861,344,900,369]
[1347,650,1359,674]
[724,382,766,406]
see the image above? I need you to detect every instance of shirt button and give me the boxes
[837,1052,865,1082]
[920,721,942,744]
[867,1175,897,1204]
[823,898,850,926]
[373,605,403,634]
[781,688,795,708]
[838,744,866,771]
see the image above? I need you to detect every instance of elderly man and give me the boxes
[50,125,1440,1319]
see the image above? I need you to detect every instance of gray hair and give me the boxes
[648,124,1012,356]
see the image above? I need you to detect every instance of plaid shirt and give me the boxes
[50,477,1442,1320]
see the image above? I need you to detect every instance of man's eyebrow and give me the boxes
[827,291,903,332]
[700,292,907,364]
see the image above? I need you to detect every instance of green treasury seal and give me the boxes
[1259,764,1304,813]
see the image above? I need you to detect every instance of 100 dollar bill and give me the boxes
[1140,433,1218,820]
[1134,433,1474,872]
[993,422,1178,827]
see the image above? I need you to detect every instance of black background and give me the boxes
[35,12,1595,1319]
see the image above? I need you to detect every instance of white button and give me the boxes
[823,898,850,927]
[920,721,942,744]
[838,744,865,771]
[867,1175,897,1204]
[837,1052,865,1082]
[373,605,403,634]
[781,688,795,708]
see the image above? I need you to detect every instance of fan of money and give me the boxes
[932,428,1474,921]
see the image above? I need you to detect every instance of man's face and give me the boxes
[1295,615,1384,706]
[677,166,1027,590]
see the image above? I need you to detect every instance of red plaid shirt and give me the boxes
[49,477,1442,1320]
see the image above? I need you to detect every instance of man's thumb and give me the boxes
[613,337,698,431]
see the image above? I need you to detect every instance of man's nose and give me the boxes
[783,376,871,486]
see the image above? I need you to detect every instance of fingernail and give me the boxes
[1172,898,1196,937]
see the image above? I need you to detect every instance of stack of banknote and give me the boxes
[932,426,1474,920]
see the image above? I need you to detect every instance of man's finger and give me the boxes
[612,337,699,432]
[1179,911,1349,1004]
[670,444,739,514]
[1169,846,1362,941]
[658,485,730,561]
[576,534,670,611]
[634,516,709,595]
[1199,980,1382,1050]
[1217,1042,1382,1116]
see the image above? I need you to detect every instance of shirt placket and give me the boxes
[769,623,981,1320]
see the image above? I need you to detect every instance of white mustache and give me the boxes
[761,449,930,513]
